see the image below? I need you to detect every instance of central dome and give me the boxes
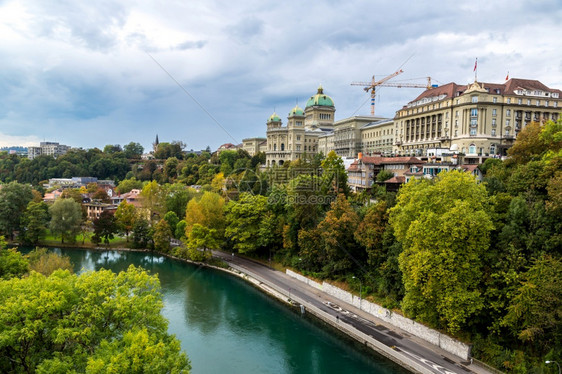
[305,85,334,108]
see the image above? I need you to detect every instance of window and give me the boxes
[273,144,277,151]
[490,144,496,154]
[492,109,497,116]
[470,119,478,127]
[507,98,511,104]
[493,97,497,103]
[470,128,477,136]
[491,129,496,136]
[471,96,478,103]
[506,119,510,127]
[492,119,496,127]
[518,98,522,104]
[296,145,301,151]
[545,100,549,107]
[445,112,449,118]
[536,100,540,106]
[527,99,531,105]
[555,102,558,108]
[505,129,510,136]
[469,144,476,154]
[296,121,303,126]
[296,135,301,141]
[455,110,459,118]
[506,109,511,116]
[454,130,458,137]
[281,143,285,151]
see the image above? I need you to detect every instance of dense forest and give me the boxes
[0,119,560,372]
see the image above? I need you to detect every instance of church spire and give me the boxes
[153,134,159,152]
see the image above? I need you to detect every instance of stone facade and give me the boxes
[394,78,562,159]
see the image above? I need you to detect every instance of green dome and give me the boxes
[289,105,304,116]
[305,85,334,108]
[268,112,281,122]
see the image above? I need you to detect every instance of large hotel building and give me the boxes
[242,78,561,166]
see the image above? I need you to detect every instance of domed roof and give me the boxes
[305,85,334,108]
[268,112,281,122]
[289,105,304,116]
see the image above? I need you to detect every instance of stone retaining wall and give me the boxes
[286,269,471,360]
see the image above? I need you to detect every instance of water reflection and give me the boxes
[26,248,408,374]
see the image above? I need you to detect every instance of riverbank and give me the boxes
[33,243,495,374]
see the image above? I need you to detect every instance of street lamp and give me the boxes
[546,361,561,374]
[352,276,362,310]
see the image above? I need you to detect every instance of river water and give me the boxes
[39,248,407,374]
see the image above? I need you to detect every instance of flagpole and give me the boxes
[474,58,478,82]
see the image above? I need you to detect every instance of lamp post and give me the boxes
[546,361,561,374]
[352,276,362,310]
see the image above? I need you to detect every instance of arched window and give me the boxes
[469,144,476,154]
[281,143,285,151]
[279,160,284,166]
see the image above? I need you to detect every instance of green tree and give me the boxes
[225,194,270,254]
[389,171,493,332]
[164,211,179,238]
[123,142,144,159]
[184,191,225,241]
[131,217,152,249]
[315,194,360,275]
[0,266,190,373]
[321,151,349,196]
[502,255,562,354]
[175,220,187,240]
[0,181,33,240]
[0,236,29,279]
[186,224,216,261]
[49,198,83,244]
[140,180,165,222]
[20,201,49,245]
[376,169,394,182]
[153,219,172,253]
[116,177,144,194]
[114,200,137,241]
[92,211,118,247]
[355,201,388,267]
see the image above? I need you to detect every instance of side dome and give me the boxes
[268,112,282,122]
[289,105,304,116]
[305,85,335,108]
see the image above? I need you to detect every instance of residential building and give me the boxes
[28,142,71,160]
[84,202,117,221]
[347,154,424,192]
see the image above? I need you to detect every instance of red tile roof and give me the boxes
[403,78,561,108]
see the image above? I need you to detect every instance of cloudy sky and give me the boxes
[1,0,561,151]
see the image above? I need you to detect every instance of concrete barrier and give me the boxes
[286,269,471,360]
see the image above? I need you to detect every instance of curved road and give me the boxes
[212,251,490,374]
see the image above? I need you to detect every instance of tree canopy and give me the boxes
[0,265,190,373]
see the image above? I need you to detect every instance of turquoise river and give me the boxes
[37,247,408,374]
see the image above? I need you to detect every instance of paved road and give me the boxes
[213,251,486,374]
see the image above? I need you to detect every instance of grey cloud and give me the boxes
[29,0,129,51]
[226,17,264,42]
[174,40,207,50]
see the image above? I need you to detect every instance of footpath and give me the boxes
[212,251,500,374]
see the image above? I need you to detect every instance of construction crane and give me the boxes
[351,70,433,116]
